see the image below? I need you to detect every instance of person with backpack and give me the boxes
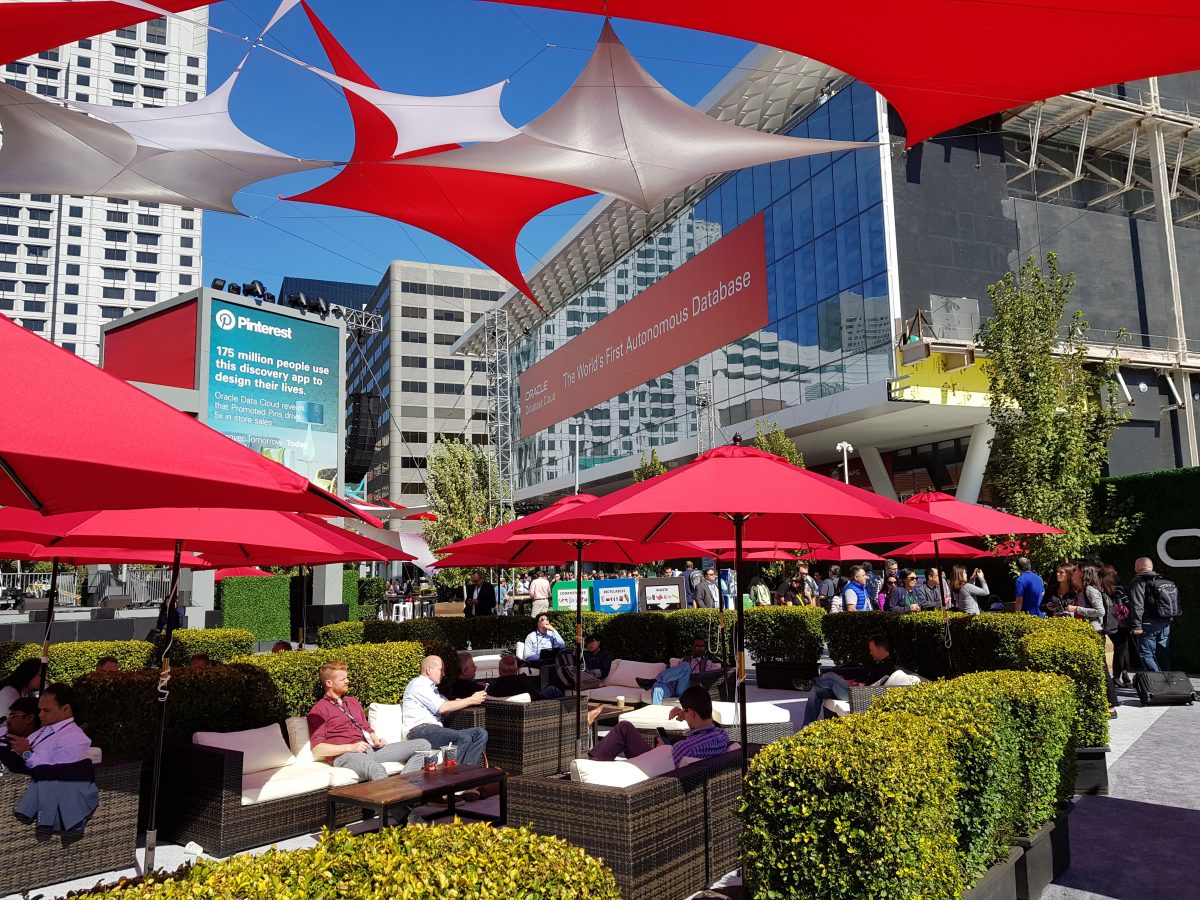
[1101,564,1134,686]
[1127,556,1180,672]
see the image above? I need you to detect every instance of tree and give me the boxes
[753,420,805,468]
[422,438,510,590]
[978,252,1133,569]
[632,448,667,482]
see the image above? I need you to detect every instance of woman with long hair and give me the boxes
[1043,562,1078,616]
[749,575,772,607]
[0,658,41,720]
[1070,564,1120,716]
[1101,564,1134,686]
[949,565,989,614]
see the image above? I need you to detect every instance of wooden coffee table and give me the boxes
[326,764,507,830]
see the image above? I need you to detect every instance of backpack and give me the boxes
[1147,577,1182,619]
[1100,592,1121,635]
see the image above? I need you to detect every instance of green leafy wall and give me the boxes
[218,575,291,642]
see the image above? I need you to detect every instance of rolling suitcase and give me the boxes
[1134,671,1196,706]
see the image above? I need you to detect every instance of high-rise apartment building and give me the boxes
[346,261,507,505]
[0,12,208,362]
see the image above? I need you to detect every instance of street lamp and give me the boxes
[836,441,854,484]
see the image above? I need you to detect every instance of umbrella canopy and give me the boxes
[0,316,376,524]
[890,538,994,560]
[900,492,1063,540]
[212,567,273,581]
[699,542,884,563]
[0,539,212,568]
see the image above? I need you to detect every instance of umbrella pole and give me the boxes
[145,538,182,874]
[37,558,60,695]
[733,514,748,777]
[935,539,953,673]
[574,540,584,758]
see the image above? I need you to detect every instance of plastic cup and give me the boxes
[616,695,626,708]
[444,743,458,767]
[422,750,438,773]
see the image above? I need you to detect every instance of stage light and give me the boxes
[264,292,276,303]
[288,292,307,309]
[306,295,329,315]
[210,278,226,291]
[249,280,265,298]
[228,283,242,295]
[331,306,344,319]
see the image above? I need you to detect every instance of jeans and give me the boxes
[800,673,851,728]
[1136,619,1171,672]
[408,723,488,767]
[651,662,692,705]
[330,738,432,781]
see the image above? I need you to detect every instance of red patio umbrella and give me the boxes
[517,439,962,771]
[212,567,274,581]
[900,492,1063,540]
[700,542,883,563]
[0,316,376,525]
[0,539,213,569]
[890,538,993,560]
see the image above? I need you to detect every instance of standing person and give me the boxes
[401,656,488,766]
[749,576,772,607]
[1044,563,1078,617]
[308,662,432,781]
[1069,565,1120,715]
[798,563,819,604]
[464,572,496,617]
[683,561,703,609]
[528,569,552,618]
[887,569,922,612]
[783,575,807,606]
[949,565,989,615]
[1013,557,1046,616]
[1128,557,1179,673]
[496,577,510,616]
[696,568,721,609]
[839,565,872,613]
[817,565,840,610]
[0,660,42,721]
[863,562,881,603]
[914,569,943,610]
[1102,564,1134,685]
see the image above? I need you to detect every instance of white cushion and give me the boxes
[285,717,314,764]
[617,705,687,731]
[710,701,791,725]
[604,660,666,689]
[823,698,851,716]
[584,686,652,705]
[881,669,923,687]
[515,641,526,660]
[569,744,678,787]
[368,702,407,744]
[85,747,103,765]
[194,724,294,775]
[487,693,531,704]
[240,761,357,805]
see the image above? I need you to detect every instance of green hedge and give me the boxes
[744,606,824,666]
[0,642,40,677]
[1020,628,1109,748]
[741,710,961,899]
[358,576,387,620]
[822,610,898,666]
[156,628,255,664]
[318,620,364,649]
[79,823,620,899]
[47,640,154,682]
[342,568,360,621]
[218,575,291,642]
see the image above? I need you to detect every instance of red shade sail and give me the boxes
[283,1,592,305]
[487,1,1200,145]
[0,1,217,66]
[890,538,994,560]
[0,539,212,568]
[0,316,376,524]
[901,492,1062,539]
[212,566,273,581]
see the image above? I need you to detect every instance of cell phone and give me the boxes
[656,726,674,745]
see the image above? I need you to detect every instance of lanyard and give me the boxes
[29,722,61,749]
[325,697,367,732]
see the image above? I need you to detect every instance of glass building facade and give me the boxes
[511,81,892,491]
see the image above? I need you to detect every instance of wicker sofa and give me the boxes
[0,758,141,897]
[508,747,755,900]
[481,695,578,775]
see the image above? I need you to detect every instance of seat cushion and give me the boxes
[487,693,531,704]
[285,716,314,764]
[710,701,791,725]
[240,762,357,805]
[604,660,666,689]
[368,702,406,743]
[617,705,688,732]
[569,743,678,786]
[823,698,851,716]
[585,685,651,705]
[194,724,294,775]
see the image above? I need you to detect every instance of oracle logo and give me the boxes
[1157,529,1200,568]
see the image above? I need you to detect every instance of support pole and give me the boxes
[956,423,995,505]
[935,539,953,674]
[144,539,183,874]
[733,514,748,776]
[37,558,60,695]
[574,540,585,758]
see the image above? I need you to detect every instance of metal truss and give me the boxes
[337,306,383,335]
[696,378,716,454]
[483,309,515,522]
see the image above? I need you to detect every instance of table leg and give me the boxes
[326,798,336,831]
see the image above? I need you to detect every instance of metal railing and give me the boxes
[0,572,79,606]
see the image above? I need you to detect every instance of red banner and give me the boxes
[519,214,769,437]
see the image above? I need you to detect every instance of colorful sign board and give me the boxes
[593,578,636,614]
[518,214,769,436]
[639,577,685,611]
[205,298,343,494]
[552,580,593,611]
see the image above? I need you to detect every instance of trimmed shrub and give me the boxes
[358,576,387,620]
[594,610,674,661]
[822,611,898,666]
[342,567,360,620]
[218,575,291,642]
[78,822,620,899]
[670,608,736,660]
[364,618,429,644]
[156,628,255,665]
[952,613,1045,672]
[891,611,964,679]
[423,639,460,687]
[743,606,824,666]
[318,620,364,649]
[1020,627,1109,748]
[741,710,961,900]
[0,642,40,677]
[47,640,154,682]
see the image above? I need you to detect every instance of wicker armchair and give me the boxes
[0,759,141,897]
[483,696,579,775]
[633,720,791,747]
[508,747,755,900]
[159,743,359,858]
[849,685,893,713]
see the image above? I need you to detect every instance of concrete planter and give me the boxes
[965,847,1021,900]
[1014,802,1073,900]
[754,662,819,690]
[1074,746,1110,795]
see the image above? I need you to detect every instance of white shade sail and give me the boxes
[405,22,877,210]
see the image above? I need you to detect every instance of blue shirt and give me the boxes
[1014,571,1045,616]
[523,628,565,660]
[401,675,446,729]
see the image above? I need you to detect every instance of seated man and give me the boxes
[444,651,490,700]
[637,637,726,705]
[401,655,489,766]
[94,656,120,673]
[559,634,613,691]
[800,634,896,728]
[0,696,40,770]
[522,613,565,668]
[589,685,730,765]
[6,683,92,773]
[308,661,432,781]
[489,654,564,700]
[188,653,211,668]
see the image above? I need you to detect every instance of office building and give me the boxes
[346,260,507,504]
[0,12,208,362]
[277,275,375,312]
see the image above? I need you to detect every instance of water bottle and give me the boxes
[466,640,472,651]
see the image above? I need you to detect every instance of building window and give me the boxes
[25,264,47,276]
[106,211,128,223]
[26,227,49,240]
[434,383,464,395]
[185,91,198,102]
[187,56,200,67]
[433,309,464,322]
[135,232,158,246]
[4,63,27,75]
[66,245,81,257]
[401,355,427,368]
[37,50,59,61]
[63,302,78,315]
[111,80,135,95]
[179,274,192,285]
[26,209,51,221]
[21,319,46,332]
[144,50,167,64]
[104,248,128,261]
[68,206,83,218]
[180,236,193,248]
[65,264,80,275]
[433,334,457,346]
[113,63,135,76]
[23,300,46,312]
[142,85,165,100]
[25,245,49,257]
[62,323,77,335]
[135,251,157,264]
[471,434,489,446]
[179,217,193,229]
[115,27,138,39]
[179,255,193,266]
[434,358,464,371]
[105,229,129,242]
[61,343,76,353]
[100,303,125,315]
[67,225,82,237]
[102,267,127,280]
[75,57,91,68]
[471,385,488,396]
[35,66,59,80]
[401,381,426,393]
[134,270,157,284]
[400,331,427,344]
[23,282,48,295]
[186,73,199,85]
[137,214,160,227]
[143,68,166,81]
[64,283,79,295]
[400,431,426,443]
[134,289,156,302]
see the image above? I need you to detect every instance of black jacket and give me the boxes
[1128,571,1165,629]
[464,581,496,616]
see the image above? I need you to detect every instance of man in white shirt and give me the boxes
[401,656,488,766]
[7,683,92,771]
[528,569,552,617]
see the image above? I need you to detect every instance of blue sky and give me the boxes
[203,0,752,294]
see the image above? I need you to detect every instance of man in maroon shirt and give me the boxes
[307,661,431,781]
